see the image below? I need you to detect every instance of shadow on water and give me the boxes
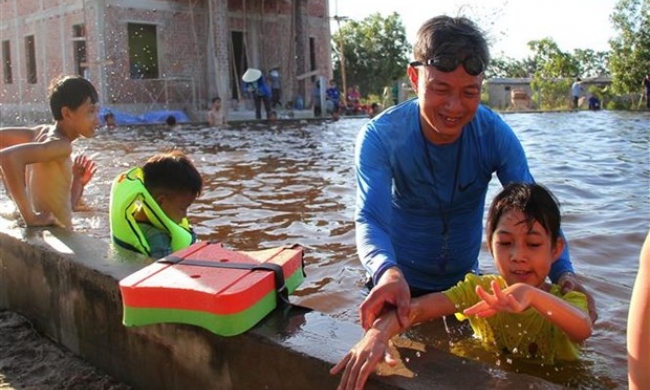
[4,111,646,388]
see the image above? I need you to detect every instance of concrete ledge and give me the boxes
[0,218,562,390]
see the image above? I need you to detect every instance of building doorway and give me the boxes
[230,31,248,100]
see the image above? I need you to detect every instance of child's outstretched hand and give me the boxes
[330,329,397,390]
[463,281,532,318]
[73,154,97,186]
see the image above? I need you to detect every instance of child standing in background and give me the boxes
[208,97,227,127]
[325,79,341,114]
[268,68,282,109]
[0,74,99,228]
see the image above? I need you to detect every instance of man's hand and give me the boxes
[559,272,598,323]
[360,267,410,331]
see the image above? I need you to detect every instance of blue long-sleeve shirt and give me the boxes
[355,99,573,291]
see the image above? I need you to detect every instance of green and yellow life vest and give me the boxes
[109,167,196,257]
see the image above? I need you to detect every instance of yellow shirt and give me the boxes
[443,273,588,363]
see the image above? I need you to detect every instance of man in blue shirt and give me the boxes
[355,15,597,331]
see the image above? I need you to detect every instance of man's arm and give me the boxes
[354,124,397,282]
[354,123,413,330]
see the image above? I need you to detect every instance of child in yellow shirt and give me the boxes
[331,183,593,389]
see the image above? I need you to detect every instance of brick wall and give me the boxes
[0,0,331,123]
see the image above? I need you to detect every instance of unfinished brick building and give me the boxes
[0,0,332,122]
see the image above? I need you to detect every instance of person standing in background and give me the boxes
[642,74,650,109]
[326,79,341,115]
[571,77,583,109]
[588,93,601,111]
[242,68,272,120]
[311,79,323,117]
[268,68,282,109]
[208,97,227,127]
[346,85,362,115]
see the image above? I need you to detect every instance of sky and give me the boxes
[329,0,619,60]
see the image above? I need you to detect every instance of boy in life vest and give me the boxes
[0,75,99,228]
[331,183,592,390]
[109,151,203,259]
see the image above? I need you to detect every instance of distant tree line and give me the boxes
[331,0,649,109]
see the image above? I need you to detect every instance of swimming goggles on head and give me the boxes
[410,55,485,76]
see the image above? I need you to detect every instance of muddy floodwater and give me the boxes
[2,110,648,388]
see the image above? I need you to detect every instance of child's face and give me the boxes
[213,100,221,109]
[157,191,197,224]
[66,98,99,138]
[489,210,563,288]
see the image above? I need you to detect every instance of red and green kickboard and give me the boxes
[119,241,305,336]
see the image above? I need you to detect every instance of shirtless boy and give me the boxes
[0,75,99,228]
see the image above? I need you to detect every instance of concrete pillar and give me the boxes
[293,0,306,101]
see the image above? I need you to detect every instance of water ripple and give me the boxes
[2,112,645,388]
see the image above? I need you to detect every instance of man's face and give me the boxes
[408,64,482,144]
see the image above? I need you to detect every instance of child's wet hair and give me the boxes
[486,183,561,244]
[48,75,99,120]
[142,151,203,196]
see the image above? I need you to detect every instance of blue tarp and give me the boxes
[99,107,190,126]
